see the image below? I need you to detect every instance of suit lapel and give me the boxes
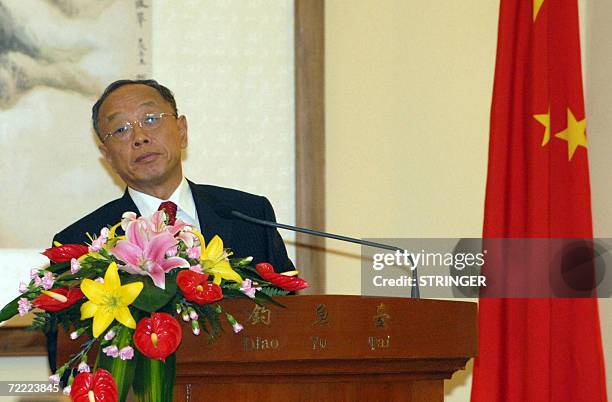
[120,189,141,216]
[119,183,234,244]
[188,180,234,245]
[110,190,141,236]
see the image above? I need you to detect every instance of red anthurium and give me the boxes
[255,263,309,291]
[70,368,118,402]
[176,270,223,304]
[33,288,84,312]
[42,244,88,263]
[133,312,182,361]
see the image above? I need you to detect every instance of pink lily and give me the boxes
[112,221,189,289]
[178,227,196,248]
[122,211,190,241]
[149,210,169,234]
[136,211,188,238]
[143,210,187,237]
[121,211,138,231]
[165,219,189,237]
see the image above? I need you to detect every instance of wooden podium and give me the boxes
[58,295,476,401]
[173,295,476,402]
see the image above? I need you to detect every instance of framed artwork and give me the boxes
[0,0,152,305]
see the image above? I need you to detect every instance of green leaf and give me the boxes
[56,304,81,333]
[221,288,250,299]
[193,304,223,341]
[232,266,273,285]
[46,261,70,274]
[254,289,287,308]
[28,311,57,334]
[98,326,137,402]
[126,273,178,313]
[98,248,112,259]
[258,287,290,297]
[133,351,176,402]
[229,257,254,267]
[0,295,21,322]
[56,265,100,282]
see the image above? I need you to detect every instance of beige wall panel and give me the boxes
[151,0,296,259]
[326,1,610,400]
[584,1,612,397]
[325,0,497,290]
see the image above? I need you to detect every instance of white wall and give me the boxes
[325,0,610,401]
[151,0,296,255]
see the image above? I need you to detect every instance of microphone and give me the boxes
[214,204,420,298]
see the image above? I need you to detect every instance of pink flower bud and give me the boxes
[100,227,110,239]
[102,345,119,358]
[88,236,106,252]
[70,258,81,274]
[232,322,244,334]
[121,212,138,230]
[118,346,134,360]
[187,247,201,259]
[18,298,32,316]
[41,271,54,290]
[77,362,90,373]
[189,264,203,274]
[191,320,200,336]
[239,278,260,299]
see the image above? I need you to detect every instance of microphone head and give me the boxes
[212,203,235,219]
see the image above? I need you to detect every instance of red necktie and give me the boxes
[158,201,177,225]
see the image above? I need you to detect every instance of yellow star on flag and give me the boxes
[533,0,544,21]
[533,108,551,146]
[555,108,587,161]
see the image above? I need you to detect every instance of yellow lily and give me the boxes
[80,262,143,337]
[107,222,122,239]
[104,222,125,249]
[191,232,242,285]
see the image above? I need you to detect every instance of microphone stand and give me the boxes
[228,210,420,298]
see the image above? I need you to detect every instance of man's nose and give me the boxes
[132,124,151,146]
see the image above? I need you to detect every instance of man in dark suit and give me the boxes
[54,181,293,271]
[49,79,294,370]
[55,78,293,269]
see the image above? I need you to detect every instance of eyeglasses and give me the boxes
[102,112,177,143]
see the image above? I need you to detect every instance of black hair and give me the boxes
[92,79,178,139]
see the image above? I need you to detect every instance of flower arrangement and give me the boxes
[0,210,308,402]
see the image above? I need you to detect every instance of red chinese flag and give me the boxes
[471,1,607,401]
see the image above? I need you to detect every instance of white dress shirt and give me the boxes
[128,178,201,231]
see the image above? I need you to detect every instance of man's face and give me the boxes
[97,84,188,195]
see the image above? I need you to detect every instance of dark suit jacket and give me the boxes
[53,180,294,271]
[48,180,294,370]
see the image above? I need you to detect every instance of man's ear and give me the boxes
[99,143,113,166]
[177,115,188,148]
